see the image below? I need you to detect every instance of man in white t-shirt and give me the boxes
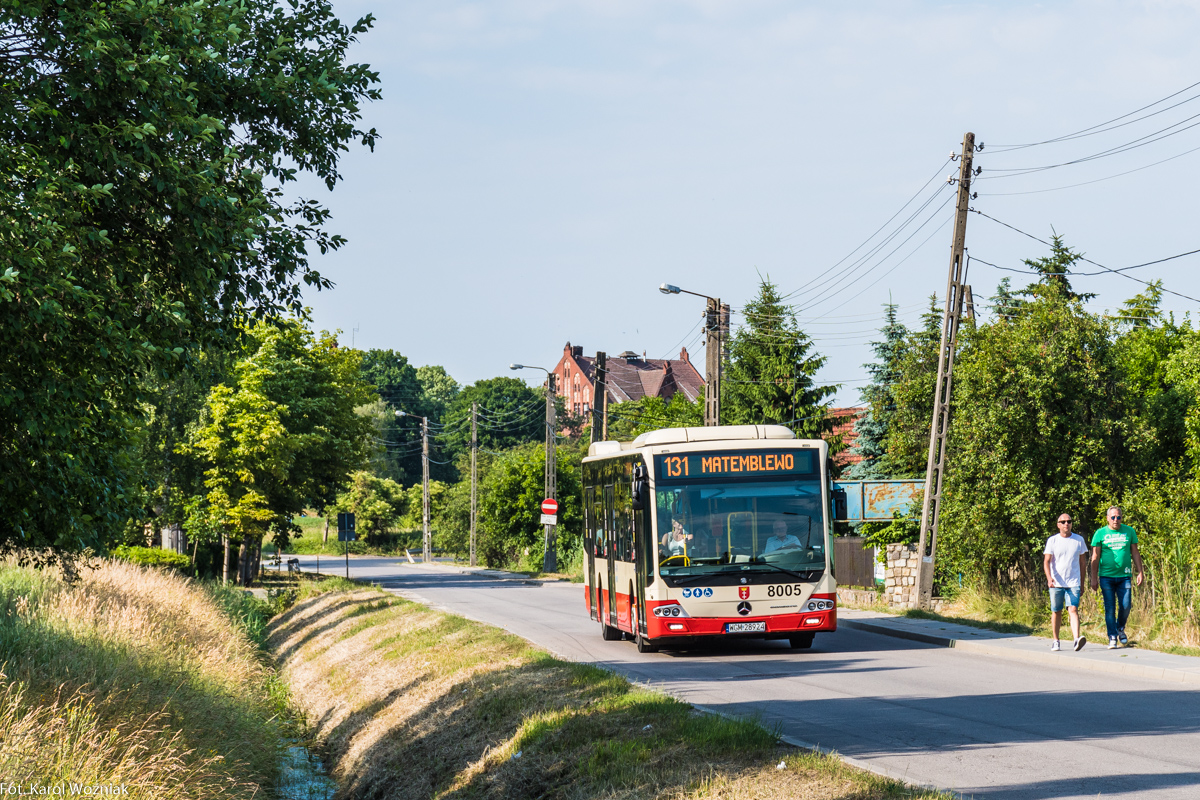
[1043,513,1090,652]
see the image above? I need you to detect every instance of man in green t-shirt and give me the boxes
[1088,505,1144,649]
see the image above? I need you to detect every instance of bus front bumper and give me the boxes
[646,607,836,639]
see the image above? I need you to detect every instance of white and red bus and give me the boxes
[582,424,837,653]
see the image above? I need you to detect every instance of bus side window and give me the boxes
[603,485,615,558]
[583,487,595,553]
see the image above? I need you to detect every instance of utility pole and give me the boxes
[915,131,977,610]
[704,298,724,426]
[592,351,608,443]
[544,374,557,573]
[470,401,478,567]
[422,416,431,564]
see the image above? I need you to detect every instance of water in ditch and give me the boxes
[277,742,337,800]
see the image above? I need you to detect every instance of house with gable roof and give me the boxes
[551,342,704,418]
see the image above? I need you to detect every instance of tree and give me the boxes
[183,317,375,582]
[329,471,407,546]
[444,377,547,456]
[184,383,294,584]
[1015,233,1095,302]
[724,278,837,439]
[0,0,380,552]
[847,302,908,479]
[607,393,704,439]
[477,442,582,569]
[882,296,943,477]
[937,294,1124,588]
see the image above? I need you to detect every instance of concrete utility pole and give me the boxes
[591,351,608,443]
[915,131,977,610]
[470,401,478,567]
[704,298,723,426]
[544,374,557,573]
[660,283,723,426]
[422,416,431,564]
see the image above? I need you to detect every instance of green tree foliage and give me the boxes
[1015,233,1095,302]
[848,302,908,479]
[329,471,407,546]
[184,318,375,555]
[937,292,1124,587]
[477,443,582,569]
[607,393,704,439]
[0,0,379,552]
[724,278,837,438]
[881,296,943,477]
[444,377,547,456]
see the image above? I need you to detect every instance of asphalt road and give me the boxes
[287,555,1200,800]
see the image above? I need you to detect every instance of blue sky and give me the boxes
[297,1,1200,406]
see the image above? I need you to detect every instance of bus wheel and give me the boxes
[636,632,657,654]
[789,633,815,649]
[601,621,621,641]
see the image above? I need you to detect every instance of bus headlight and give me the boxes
[653,604,690,618]
[806,600,834,611]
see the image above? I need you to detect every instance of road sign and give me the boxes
[337,512,356,533]
[540,513,557,526]
[338,531,357,542]
[541,498,558,516]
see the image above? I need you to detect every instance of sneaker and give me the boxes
[1118,630,1128,645]
[1108,636,1118,649]
[1051,640,1061,651]
[1074,636,1087,651]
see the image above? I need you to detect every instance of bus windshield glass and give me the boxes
[653,451,827,581]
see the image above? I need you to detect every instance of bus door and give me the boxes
[604,484,616,624]
[584,486,596,618]
[634,486,651,635]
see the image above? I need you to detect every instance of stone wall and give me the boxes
[883,543,949,612]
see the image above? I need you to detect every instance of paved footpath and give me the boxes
[284,555,1200,799]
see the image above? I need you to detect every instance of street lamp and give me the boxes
[660,282,725,426]
[510,363,558,573]
[395,409,432,563]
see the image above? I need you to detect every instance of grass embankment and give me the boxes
[0,558,288,797]
[843,585,1200,657]
[269,584,947,800]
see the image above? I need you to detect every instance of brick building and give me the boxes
[551,343,705,417]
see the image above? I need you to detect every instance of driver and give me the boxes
[660,518,692,558]
[763,520,802,554]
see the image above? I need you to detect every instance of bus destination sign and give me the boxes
[656,449,817,481]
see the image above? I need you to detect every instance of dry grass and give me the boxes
[269,584,949,800]
[0,557,285,797]
[840,582,1200,656]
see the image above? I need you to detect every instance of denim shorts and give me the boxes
[1049,586,1081,612]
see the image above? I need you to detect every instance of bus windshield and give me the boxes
[654,475,826,581]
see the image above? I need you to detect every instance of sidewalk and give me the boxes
[839,608,1200,685]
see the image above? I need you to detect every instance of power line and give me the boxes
[984,79,1200,152]
[968,209,1200,304]
[778,159,952,302]
[977,142,1200,196]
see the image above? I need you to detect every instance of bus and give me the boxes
[582,424,837,653]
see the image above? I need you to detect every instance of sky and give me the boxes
[296,1,1200,407]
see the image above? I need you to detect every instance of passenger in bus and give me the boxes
[763,520,802,554]
[660,519,692,558]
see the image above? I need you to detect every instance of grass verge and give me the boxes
[269,582,949,800]
[0,557,287,797]
[842,585,1200,656]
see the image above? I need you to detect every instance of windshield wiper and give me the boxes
[745,562,821,582]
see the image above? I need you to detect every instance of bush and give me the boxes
[111,545,191,573]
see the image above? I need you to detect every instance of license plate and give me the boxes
[725,621,767,633]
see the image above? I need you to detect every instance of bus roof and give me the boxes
[586,425,796,458]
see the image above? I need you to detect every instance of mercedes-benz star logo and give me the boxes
[737,601,752,616]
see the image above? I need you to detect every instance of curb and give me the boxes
[841,619,1200,685]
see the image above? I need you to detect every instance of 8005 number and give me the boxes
[766,584,803,598]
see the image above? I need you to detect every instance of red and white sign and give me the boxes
[541,498,559,516]
[738,586,750,600]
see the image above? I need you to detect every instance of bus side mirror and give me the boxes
[631,465,648,511]
[832,488,847,521]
